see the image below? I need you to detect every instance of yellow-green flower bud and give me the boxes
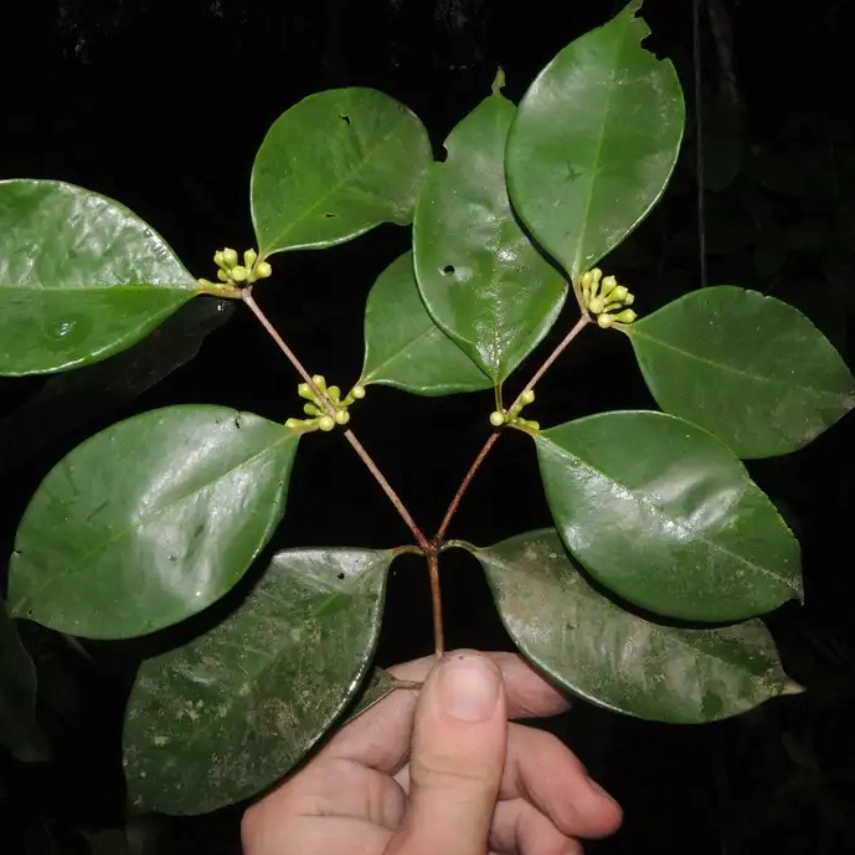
[611,284,628,303]
[298,382,314,400]
[217,268,229,282]
[489,411,506,427]
[351,384,366,400]
[230,265,248,283]
[255,261,273,279]
[579,271,593,293]
[521,389,535,405]
[334,409,350,425]
[615,309,637,324]
[312,375,327,392]
[285,418,301,430]
[319,415,336,432]
[600,275,617,297]
[624,293,635,306]
[243,248,258,269]
[327,386,341,403]
[598,313,615,329]
[588,296,605,314]
[222,248,238,268]
[214,250,225,268]
[303,403,320,416]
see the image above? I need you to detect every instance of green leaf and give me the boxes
[0,298,236,478]
[343,668,400,725]
[535,411,802,622]
[360,251,493,395]
[0,601,49,761]
[475,529,794,723]
[123,546,393,815]
[251,88,432,256]
[625,287,855,458]
[505,0,685,280]
[0,180,200,376]
[413,92,567,383]
[8,406,300,639]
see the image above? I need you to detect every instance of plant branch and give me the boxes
[242,290,319,393]
[344,429,431,553]
[433,313,592,543]
[435,430,500,542]
[518,313,591,398]
[427,552,445,657]
[242,289,430,552]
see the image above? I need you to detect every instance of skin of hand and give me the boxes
[242,649,622,855]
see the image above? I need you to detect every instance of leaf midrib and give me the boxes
[629,327,851,399]
[259,111,415,252]
[1,282,198,294]
[538,439,799,594]
[11,430,297,616]
[129,560,389,805]
[482,546,781,679]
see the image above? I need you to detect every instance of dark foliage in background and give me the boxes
[1,0,853,852]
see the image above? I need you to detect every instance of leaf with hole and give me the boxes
[122,546,393,815]
[474,529,796,723]
[0,601,49,761]
[505,0,684,280]
[0,180,201,376]
[251,88,432,256]
[413,91,566,383]
[625,287,855,458]
[8,406,300,639]
[535,411,802,622]
[360,251,493,395]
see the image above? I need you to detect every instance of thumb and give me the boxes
[387,651,507,855]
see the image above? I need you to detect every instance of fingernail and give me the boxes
[437,654,500,722]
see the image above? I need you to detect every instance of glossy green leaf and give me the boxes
[8,406,300,639]
[343,668,400,725]
[251,88,432,256]
[123,546,393,815]
[360,251,493,395]
[0,298,235,478]
[625,287,855,458]
[535,411,802,622]
[0,601,49,761]
[475,529,794,723]
[505,0,685,280]
[413,92,567,383]
[0,180,200,376]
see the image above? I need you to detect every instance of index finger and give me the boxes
[321,650,570,773]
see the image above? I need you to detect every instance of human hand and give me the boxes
[241,649,622,855]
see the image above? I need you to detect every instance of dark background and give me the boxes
[1,0,854,853]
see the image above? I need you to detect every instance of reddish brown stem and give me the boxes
[344,430,431,553]
[242,289,429,551]
[433,314,592,545]
[427,552,445,657]
[518,313,591,398]
[435,430,500,542]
